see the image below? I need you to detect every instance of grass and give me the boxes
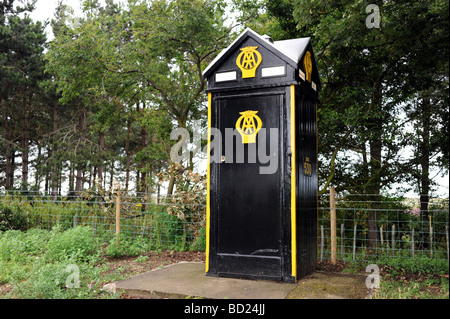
[374,278,449,299]
[1,226,448,299]
[0,226,202,299]
[332,257,449,299]
[373,258,449,299]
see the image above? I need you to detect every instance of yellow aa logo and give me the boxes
[236,46,262,78]
[235,110,263,144]
[303,51,313,83]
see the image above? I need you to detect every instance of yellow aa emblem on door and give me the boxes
[236,110,263,144]
[236,46,262,78]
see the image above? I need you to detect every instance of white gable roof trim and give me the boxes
[202,28,311,79]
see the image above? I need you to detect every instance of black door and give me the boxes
[214,93,283,280]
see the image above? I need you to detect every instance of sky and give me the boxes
[30,0,89,40]
[27,0,449,198]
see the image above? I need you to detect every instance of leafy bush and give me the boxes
[378,256,449,276]
[45,226,99,262]
[14,258,102,299]
[105,236,149,259]
[105,241,125,259]
[0,228,52,286]
[0,204,29,231]
[159,163,206,247]
[191,226,206,251]
[19,259,77,298]
[0,230,30,263]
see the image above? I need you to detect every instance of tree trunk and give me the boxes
[75,107,87,194]
[6,149,15,190]
[97,131,105,184]
[21,94,31,187]
[69,160,75,194]
[75,168,83,193]
[167,175,175,196]
[140,102,148,193]
[125,119,131,191]
[420,95,431,249]
[34,141,41,190]
[51,100,59,200]
[367,88,383,251]
[4,105,14,190]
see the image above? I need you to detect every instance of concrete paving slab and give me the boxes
[116,262,297,299]
[116,262,370,299]
[286,272,368,299]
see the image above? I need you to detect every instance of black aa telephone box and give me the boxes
[203,28,321,283]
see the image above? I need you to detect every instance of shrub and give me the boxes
[105,240,125,259]
[378,256,449,276]
[191,226,206,251]
[0,204,29,231]
[15,258,101,299]
[105,236,149,258]
[45,226,99,262]
[0,230,28,262]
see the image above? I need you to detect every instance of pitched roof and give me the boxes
[202,28,311,79]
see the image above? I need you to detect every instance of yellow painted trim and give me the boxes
[316,102,319,266]
[205,92,212,273]
[290,85,297,280]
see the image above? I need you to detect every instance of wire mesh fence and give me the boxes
[0,190,206,251]
[318,191,449,262]
[1,189,449,262]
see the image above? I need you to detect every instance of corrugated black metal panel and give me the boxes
[295,86,318,279]
[206,86,295,282]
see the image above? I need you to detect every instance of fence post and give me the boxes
[429,215,433,257]
[73,213,78,228]
[116,186,121,245]
[341,223,344,261]
[320,225,324,262]
[446,225,449,262]
[411,228,415,259]
[380,226,384,255]
[330,187,337,264]
[391,224,395,257]
[353,223,357,261]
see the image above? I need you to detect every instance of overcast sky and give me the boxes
[28,0,78,40]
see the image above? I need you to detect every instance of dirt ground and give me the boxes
[104,251,345,279]
[102,250,206,278]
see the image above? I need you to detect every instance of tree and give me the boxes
[45,0,231,195]
[0,0,47,191]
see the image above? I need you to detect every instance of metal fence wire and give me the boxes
[318,191,449,262]
[0,191,206,251]
[0,190,449,262]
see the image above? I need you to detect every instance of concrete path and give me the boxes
[115,262,369,299]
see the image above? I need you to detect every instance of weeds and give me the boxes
[371,257,450,299]
[45,226,99,262]
[0,226,121,298]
